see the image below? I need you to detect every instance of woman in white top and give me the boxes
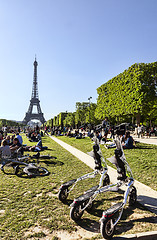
[0,139,11,158]
[137,124,142,138]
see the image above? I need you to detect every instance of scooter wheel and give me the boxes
[103,174,110,186]
[86,200,93,212]
[100,217,115,240]
[58,188,68,202]
[70,205,84,221]
[129,186,137,206]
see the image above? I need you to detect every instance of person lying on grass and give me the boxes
[23,140,43,152]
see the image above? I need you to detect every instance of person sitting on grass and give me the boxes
[0,139,12,171]
[5,135,11,145]
[0,139,11,158]
[105,131,136,149]
[122,131,135,149]
[10,138,23,157]
[16,132,23,145]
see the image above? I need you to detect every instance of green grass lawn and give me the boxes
[0,134,156,240]
[56,136,157,191]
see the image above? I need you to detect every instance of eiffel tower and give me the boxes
[23,58,46,125]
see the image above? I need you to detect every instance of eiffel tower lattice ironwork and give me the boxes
[23,58,46,125]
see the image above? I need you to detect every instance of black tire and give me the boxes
[58,188,69,202]
[24,166,49,177]
[14,165,19,175]
[100,217,115,240]
[14,165,25,176]
[86,200,93,212]
[70,204,84,221]
[103,174,110,186]
[129,186,137,206]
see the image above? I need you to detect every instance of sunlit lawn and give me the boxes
[0,134,156,240]
[56,135,157,191]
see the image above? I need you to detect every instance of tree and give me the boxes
[85,103,100,125]
[95,62,157,125]
[75,102,89,126]
[0,119,22,128]
[63,113,75,128]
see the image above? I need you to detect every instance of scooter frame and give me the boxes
[70,135,137,227]
[58,139,110,203]
[99,179,136,239]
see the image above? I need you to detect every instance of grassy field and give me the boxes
[0,134,156,240]
[56,136,157,191]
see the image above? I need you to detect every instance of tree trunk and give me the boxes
[136,113,140,124]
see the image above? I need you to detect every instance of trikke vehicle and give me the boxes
[58,137,110,203]
[70,131,137,240]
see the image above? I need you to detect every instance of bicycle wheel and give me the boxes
[14,165,25,176]
[23,165,49,177]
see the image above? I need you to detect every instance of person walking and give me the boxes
[137,124,142,138]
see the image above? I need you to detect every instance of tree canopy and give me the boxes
[95,62,157,124]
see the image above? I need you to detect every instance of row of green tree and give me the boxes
[45,102,100,129]
[46,62,157,129]
[95,62,157,125]
[0,119,22,128]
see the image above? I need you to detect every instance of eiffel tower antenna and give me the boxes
[23,58,46,125]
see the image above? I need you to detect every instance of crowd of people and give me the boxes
[134,124,156,138]
[0,130,23,158]
[0,125,48,159]
[0,119,156,158]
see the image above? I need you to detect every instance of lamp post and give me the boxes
[88,97,92,125]
[88,96,92,106]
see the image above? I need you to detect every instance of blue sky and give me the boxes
[0,0,157,122]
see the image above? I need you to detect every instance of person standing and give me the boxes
[3,125,8,138]
[102,117,110,142]
[137,124,142,138]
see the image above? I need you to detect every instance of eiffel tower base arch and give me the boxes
[23,112,46,125]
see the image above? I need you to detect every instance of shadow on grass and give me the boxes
[63,199,73,206]
[135,146,153,149]
[38,160,64,166]
[43,148,55,151]
[115,213,157,236]
[85,194,124,218]
[76,203,156,237]
[137,195,157,215]
[77,217,100,233]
